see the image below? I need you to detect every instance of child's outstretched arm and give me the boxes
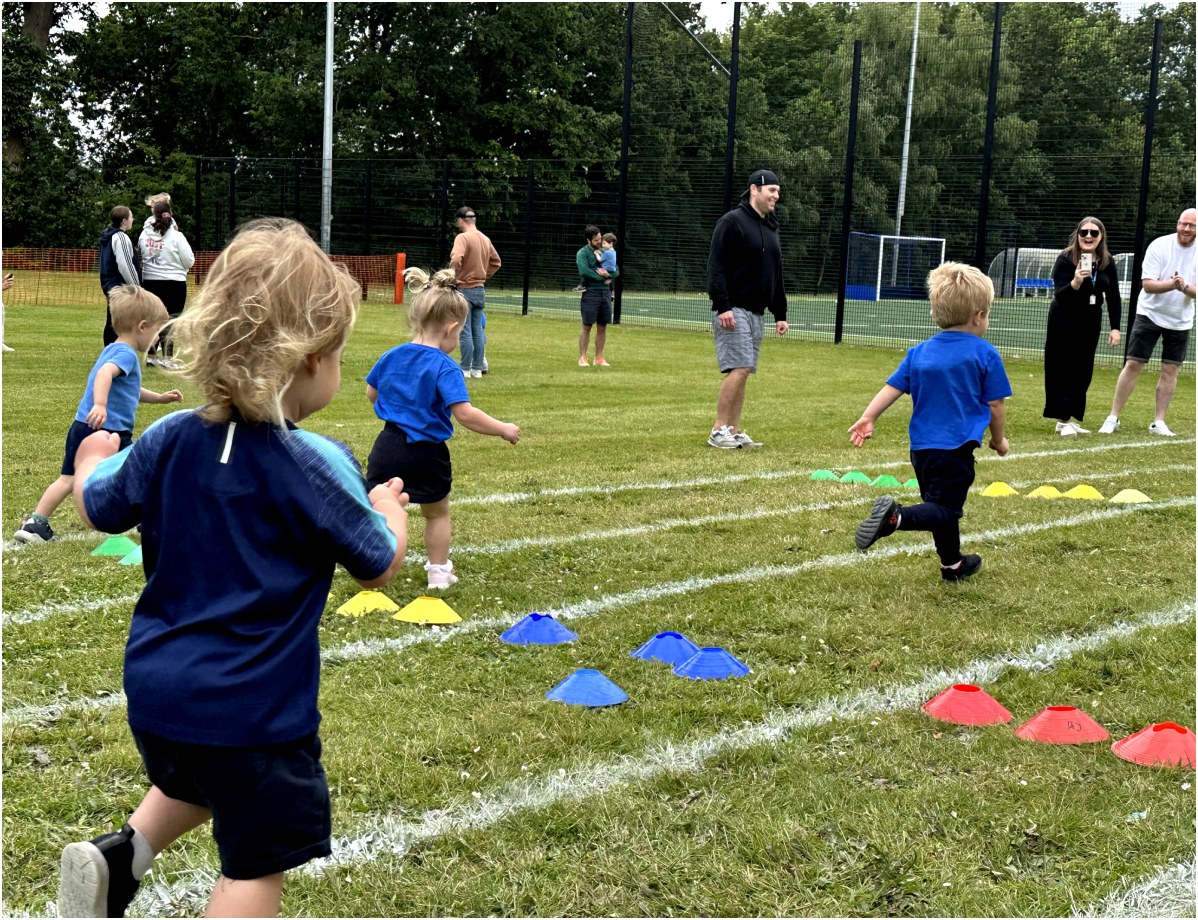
[450,401,520,444]
[848,384,903,447]
[987,398,1009,455]
[140,386,183,404]
[358,476,409,588]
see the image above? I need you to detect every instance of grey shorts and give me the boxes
[712,307,764,373]
[1126,314,1190,366]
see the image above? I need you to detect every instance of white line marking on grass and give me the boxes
[452,469,802,506]
[1072,859,1196,918]
[1,593,141,627]
[7,498,1191,728]
[859,437,1195,473]
[125,600,1194,917]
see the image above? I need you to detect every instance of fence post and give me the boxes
[437,159,451,268]
[522,160,534,316]
[974,2,1003,269]
[228,157,238,239]
[834,40,862,345]
[722,2,741,214]
[1128,17,1163,356]
[194,158,203,250]
[614,1,634,324]
[364,161,373,256]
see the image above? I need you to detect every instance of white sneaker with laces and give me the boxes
[1148,420,1176,437]
[1058,422,1080,437]
[425,561,459,589]
[1098,416,1119,434]
[732,430,763,448]
[707,425,741,449]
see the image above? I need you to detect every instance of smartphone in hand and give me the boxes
[1080,253,1093,273]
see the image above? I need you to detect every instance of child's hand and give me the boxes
[159,389,183,403]
[989,436,1009,456]
[501,423,520,444]
[848,417,874,447]
[76,430,121,466]
[86,404,108,429]
[369,477,409,511]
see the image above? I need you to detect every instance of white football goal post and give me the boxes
[846,232,947,301]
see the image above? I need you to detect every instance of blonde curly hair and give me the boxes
[403,266,467,336]
[169,218,360,426]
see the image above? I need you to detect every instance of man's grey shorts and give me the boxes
[1126,314,1191,366]
[712,307,765,373]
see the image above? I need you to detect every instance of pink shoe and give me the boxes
[594,357,610,367]
[425,561,458,589]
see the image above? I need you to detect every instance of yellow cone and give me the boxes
[1110,489,1152,504]
[337,590,400,617]
[981,482,1019,497]
[1063,484,1105,500]
[1026,485,1064,499]
[393,595,462,624]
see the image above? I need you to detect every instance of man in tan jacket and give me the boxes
[450,206,501,378]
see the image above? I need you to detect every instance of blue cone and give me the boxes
[673,647,751,680]
[631,631,700,666]
[500,612,578,645]
[546,669,628,707]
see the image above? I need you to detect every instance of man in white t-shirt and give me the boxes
[1098,208,1196,436]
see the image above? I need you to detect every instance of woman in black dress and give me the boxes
[1043,216,1122,436]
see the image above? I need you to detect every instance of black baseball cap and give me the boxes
[741,169,780,198]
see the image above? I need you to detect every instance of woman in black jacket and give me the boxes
[1042,216,1121,436]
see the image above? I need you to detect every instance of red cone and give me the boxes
[1015,706,1109,744]
[1112,722,1197,769]
[922,683,1012,726]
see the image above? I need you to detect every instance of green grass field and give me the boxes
[2,300,1195,917]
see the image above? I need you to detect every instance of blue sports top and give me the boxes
[83,410,398,746]
[366,343,470,443]
[887,331,1013,451]
[74,343,143,432]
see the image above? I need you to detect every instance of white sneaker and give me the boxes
[1148,420,1176,437]
[1058,422,1081,437]
[425,561,459,589]
[1098,416,1119,434]
[1,342,13,353]
[732,430,763,448]
[707,425,742,449]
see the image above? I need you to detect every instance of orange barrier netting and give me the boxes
[1,249,401,307]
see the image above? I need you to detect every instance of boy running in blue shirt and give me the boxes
[849,262,1011,581]
[14,286,182,544]
[57,219,409,918]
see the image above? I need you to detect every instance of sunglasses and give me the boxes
[1078,229,1102,238]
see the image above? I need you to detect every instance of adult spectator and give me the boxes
[139,199,195,368]
[99,206,141,346]
[450,206,501,379]
[1098,208,1196,437]
[1042,216,1121,436]
[705,169,788,449]
[576,224,617,367]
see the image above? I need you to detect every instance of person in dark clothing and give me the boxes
[705,169,789,449]
[99,206,142,346]
[1042,216,1121,436]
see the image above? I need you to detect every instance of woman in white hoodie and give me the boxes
[139,199,195,368]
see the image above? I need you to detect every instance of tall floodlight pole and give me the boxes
[320,1,334,252]
[895,1,919,239]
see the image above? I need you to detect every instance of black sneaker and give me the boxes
[855,496,900,551]
[58,824,141,918]
[941,554,983,582]
[13,515,54,544]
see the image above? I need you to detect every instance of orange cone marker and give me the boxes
[1112,722,1196,768]
[922,683,1012,726]
[1015,706,1109,744]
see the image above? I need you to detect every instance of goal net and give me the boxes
[846,233,947,301]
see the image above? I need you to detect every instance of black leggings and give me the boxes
[900,445,977,566]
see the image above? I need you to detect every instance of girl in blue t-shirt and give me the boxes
[366,267,521,589]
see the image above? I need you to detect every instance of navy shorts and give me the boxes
[1126,314,1190,366]
[365,422,453,504]
[61,420,132,476]
[580,288,612,326]
[132,729,331,880]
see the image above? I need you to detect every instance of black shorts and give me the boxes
[365,422,453,504]
[580,288,612,326]
[132,729,331,880]
[141,279,188,317]
[1126,314,1190,366]
[61,420,132,476]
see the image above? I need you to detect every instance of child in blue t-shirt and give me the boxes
[848,262,1012,581]
[13,286,182,544]
[599,232,618,284]
[365,266,520,589]
[57,219,409,919]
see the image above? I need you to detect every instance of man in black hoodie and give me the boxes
[706,169,789,449]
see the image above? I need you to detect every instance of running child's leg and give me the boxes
[207,872,285,918]
[421,498,452,565]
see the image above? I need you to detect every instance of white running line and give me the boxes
[122,600,1194,918]
[9,498,1189,728]
[2,593,141,627]
[1072,859,1196,917]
